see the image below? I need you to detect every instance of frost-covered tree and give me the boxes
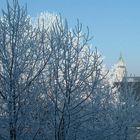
[110,80,140,140]
[0,0,52,139]
[77,67,140,140]
[33,16,109,139]
[99,67,140,140]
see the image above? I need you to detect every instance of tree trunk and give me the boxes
[10,127,16,140]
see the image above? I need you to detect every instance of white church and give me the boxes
[113,53,140,100]
[115,53,140,83]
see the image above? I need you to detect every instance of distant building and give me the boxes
[114,53,140,96]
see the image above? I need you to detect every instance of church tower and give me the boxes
[115,53,127,81]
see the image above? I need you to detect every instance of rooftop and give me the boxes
[126,77,140,82]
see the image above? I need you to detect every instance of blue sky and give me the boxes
[0,0,140,75]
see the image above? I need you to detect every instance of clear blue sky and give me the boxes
[0,0,140,75]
